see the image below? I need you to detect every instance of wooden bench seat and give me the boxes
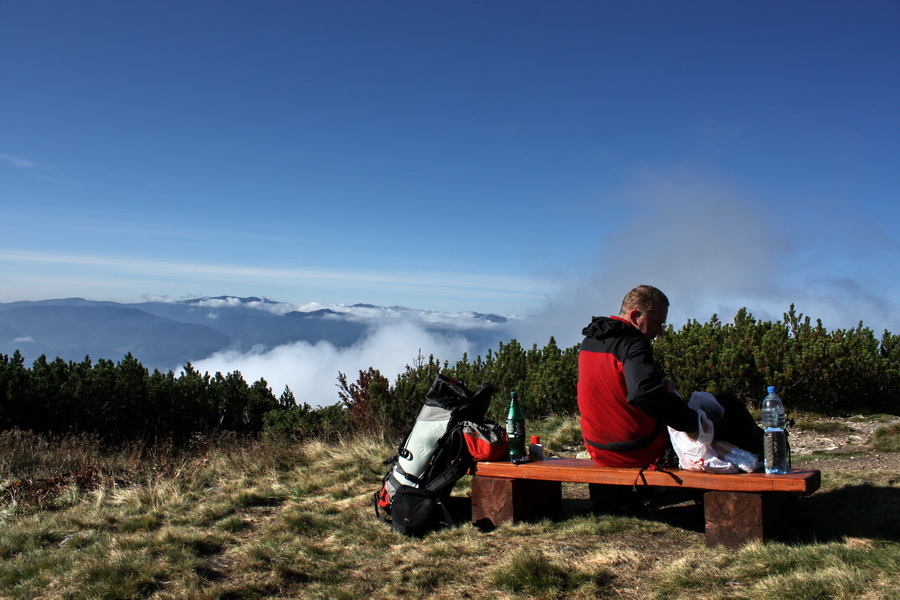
[469,458,821,547]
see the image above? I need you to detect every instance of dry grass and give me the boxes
[872,423,900,452]
[1,427,899,599]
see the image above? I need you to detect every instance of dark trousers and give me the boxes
[711,393,764,456]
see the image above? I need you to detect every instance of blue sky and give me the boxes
[3,1,900,344]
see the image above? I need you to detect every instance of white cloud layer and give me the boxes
[190,320,474,407]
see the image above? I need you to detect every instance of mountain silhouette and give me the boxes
[0,297,509,371]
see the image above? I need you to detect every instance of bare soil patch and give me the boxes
[789,416,900,472]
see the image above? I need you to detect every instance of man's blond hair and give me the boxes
[619,285,669,317]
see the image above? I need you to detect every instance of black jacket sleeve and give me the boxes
[621,338,699,433]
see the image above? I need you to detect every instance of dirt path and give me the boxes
[789,416,900,472]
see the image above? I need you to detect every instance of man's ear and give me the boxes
[626,308,642,326]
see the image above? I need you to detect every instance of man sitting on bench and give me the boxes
[578,284,763,469]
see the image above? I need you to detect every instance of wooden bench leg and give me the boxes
[704,491,792,548]
[470,476,562,528]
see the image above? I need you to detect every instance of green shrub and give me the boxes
[654,306,900,415]
[262,402,349,442]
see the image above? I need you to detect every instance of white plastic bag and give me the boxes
[714,440,761,473]
[687,391,725,422]
[668,409,738,473]
[686,391,760,472]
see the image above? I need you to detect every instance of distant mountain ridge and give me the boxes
[0,296,512,371]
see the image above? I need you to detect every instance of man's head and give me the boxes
[618,285,669,340]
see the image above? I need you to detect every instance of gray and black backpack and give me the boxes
[374,374,507,536]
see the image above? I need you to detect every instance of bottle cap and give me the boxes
[767,386,776,393]
[531,435,540,444]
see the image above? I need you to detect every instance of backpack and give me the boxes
[374,374,507,536]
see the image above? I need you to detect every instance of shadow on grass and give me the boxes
[581,484,900,543]
[576,484,900,543]
[790,484,900,543]
[465,487,706,535]
[462,484,900,544]
[455,478,900,545]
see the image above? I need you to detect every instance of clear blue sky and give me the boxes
[3,1,899,337]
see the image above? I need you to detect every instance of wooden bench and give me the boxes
[469,458,821,548]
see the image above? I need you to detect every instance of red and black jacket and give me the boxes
[577,316,697,467]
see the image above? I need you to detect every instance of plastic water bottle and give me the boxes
[506,392,526,461]
[761,386,789,474]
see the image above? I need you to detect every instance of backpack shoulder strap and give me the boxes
[424,424,472,495]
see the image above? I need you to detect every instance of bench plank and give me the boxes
[471,458,820,495]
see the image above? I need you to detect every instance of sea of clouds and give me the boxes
[191,304,504,407]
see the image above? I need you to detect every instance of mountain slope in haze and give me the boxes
[0,297,511,371]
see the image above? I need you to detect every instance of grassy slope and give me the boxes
[0,426,899,600]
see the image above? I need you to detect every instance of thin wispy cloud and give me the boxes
[0,250,550,306]
[0,153,80,186]
[0,153,35,168]
[2,212,329,260]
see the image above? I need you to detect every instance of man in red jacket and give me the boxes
[578,285,763,469]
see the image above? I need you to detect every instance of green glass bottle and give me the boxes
[506,391,526,461]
